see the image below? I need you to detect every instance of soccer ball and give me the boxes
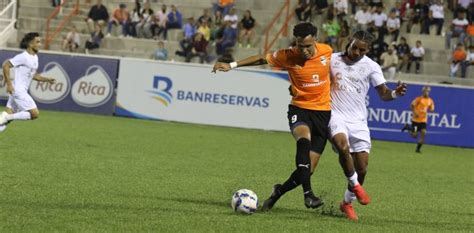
[231,189,258,214]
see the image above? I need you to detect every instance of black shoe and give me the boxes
[416,149,421,153]
[304,193,324,209]
[401,124,410,132]
[261,184,282,212]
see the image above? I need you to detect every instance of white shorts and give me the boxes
[6,93,37,113]
[329,116,371,153]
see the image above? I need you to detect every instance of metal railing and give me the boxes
[263,0,296,54]
[0,0,17,47]
[44,0,80,50]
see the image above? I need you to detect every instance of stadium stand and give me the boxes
[3,0,474,86]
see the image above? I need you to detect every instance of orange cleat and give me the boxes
[340,201,358,221]
[352,184,371,205]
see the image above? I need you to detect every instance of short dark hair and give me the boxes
[20,32,40,49]
[293,22,317,38]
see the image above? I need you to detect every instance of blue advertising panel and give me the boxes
[0,49,118,115]
[367,82,474,148]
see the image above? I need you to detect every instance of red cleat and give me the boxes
[352,184,371,205]
[340,201,358,221]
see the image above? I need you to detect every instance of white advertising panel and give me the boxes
[116,59,292,131]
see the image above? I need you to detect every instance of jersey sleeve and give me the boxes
[411,97,420,107]
[368,63,386,87]
[266,49,291,68]
[9,53,26,67]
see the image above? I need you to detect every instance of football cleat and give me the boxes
[340,201,358,220]
[352,184,371,205]
[261,184,282,212]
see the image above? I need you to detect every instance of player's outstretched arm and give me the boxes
[2,61,14,95]
[375,80,407,101]
[33,73,56,84]
[212,54,267,73]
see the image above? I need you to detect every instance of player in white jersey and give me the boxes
[330,31,406,220]
[0,32,56,131]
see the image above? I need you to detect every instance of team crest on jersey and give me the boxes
[320,56,327,66]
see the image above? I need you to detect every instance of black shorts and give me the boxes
[287,105,331,154]
[412,121,427,132]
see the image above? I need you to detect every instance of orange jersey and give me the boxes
[266,43,332,111]
[412,96,435,123]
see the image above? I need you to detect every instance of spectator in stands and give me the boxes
[348,0,359,15]
[461,45,474,78]
[239,10,256,48]
[211,10,224,40]
[337,19,350,52]
[198,21,211,41]
[380,45,399,80]
[450,43,467,77]
[386,11,401,42]
[407,40,424,74]
[136,2,154,39]
[129,1,142,37]
[62,25,80,52]
[198,8,213,25]
[314,0,329,15]
[153,40,168,61]
[151,4,167,40]
[445,11,469,49]
[187,32,210,63]
[369,0,383,8]
[295,0,312,22]
[334,0,348,20]
[213,0,235,16]
[167,5,183,30]
[407,0,430,33]
[466,21,474,46]
[85,24,104,54]
[224,8,239,30]
[183,17,197,41]
[353,4,372,31]
[216,20,237,55]
[86,0,109,33]
[368,38,388,64]
[217,47,235,63]
[175,38,193,60]
[322,16,340,49]
[106,3,130,38]
[422,0,444,35]
[396,37,410,72]
[370,6,387,42]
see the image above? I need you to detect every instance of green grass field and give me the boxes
[1,111,473,232]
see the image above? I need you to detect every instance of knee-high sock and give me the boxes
[296,138,312,195]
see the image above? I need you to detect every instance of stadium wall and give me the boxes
[0,49,473,148]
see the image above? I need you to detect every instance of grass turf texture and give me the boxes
[0,111,473,232]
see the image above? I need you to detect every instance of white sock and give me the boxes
[348,172,360,187]
[7,112,31,121]
[0,125,6,132]
[344,189,356,203]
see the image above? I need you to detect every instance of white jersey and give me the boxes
[9,51,38,94]
[330,53,386,122]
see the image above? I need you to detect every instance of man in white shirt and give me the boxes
[62,25,81,52]
[329,30,407,220]
[0,32,56,131]
[223,8,238,29]
[445,11,469,49]
[407,40,425,74]
[334,0,348,18]
[386,11,400,42]
[371,6,387,41]
[422,0,444,35]
[353,4,372,31]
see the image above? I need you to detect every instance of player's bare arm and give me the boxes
[375,80,407,101]
[2,60,14,94]
[212,54,267,73]
[33,73,55,84]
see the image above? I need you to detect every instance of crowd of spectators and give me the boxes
[295,0,474,78]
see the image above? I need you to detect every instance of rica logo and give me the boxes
[149,76,173,106]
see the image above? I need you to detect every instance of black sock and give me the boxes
[416,143,423,151]
[279,170,301,195]
[295,138,312,196]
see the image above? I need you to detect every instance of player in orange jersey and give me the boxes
[402,86,435,153]
[212,22,332,209]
